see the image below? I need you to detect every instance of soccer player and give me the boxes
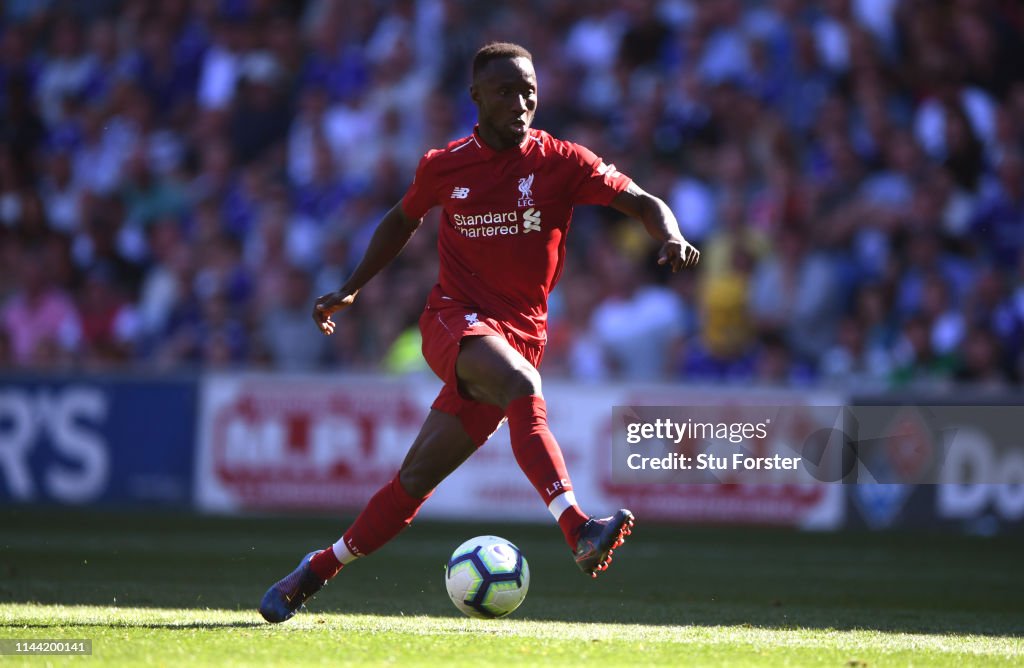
[259,42,699,623]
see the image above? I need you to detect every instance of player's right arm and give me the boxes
[313,202,422,335]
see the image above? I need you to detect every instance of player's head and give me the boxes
[470,42,537,150]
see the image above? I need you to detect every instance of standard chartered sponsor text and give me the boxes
[452,211,520,226]
[451,210,521,238]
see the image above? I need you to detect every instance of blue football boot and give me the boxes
[573,509,635,578]
[259,551,327,623]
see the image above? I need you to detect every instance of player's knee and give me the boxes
[457,337,541,406]
[398,465,435,499]
[501,363,541,405]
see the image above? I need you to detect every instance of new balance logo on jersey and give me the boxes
[451,186,470,199]
[464,312,481,327]
[522,207,542,233]
[517,173,535,207]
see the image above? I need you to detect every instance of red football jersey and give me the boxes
[401,127,632,344]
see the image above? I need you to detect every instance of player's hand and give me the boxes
[312,290,357,335]
[658,236,700,272]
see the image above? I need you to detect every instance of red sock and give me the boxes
[309,546,342,580]
[339,476,430,559]
[556,507,588,548]
[506,394,588,547]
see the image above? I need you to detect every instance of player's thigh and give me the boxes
[456,335,541,408]
[398,409,477,498]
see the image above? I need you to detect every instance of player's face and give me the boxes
[471,57,538,150]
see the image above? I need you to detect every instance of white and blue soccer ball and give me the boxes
[445,535,530,619]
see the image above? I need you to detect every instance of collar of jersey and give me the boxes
[473,125,535,158]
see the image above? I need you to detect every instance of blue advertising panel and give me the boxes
[845,397,1024,534]
[0,375,197,508]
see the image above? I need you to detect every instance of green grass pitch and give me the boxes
[0,508,1021,666]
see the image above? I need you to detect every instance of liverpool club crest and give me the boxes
[517,173,534,207]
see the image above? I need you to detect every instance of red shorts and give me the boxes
[419,291,544,446]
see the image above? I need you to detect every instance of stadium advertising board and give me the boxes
[844,400,1024,533]
[195,375,844,529]
[195,375,429,512]
[0,376,196,507]
[602,394,846,529]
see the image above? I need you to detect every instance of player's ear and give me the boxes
[469,84,479,105]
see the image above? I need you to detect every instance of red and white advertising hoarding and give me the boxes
[195,374,844,529]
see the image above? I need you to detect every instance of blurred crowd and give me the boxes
[1,0,1022,391]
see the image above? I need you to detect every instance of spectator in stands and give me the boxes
[261,265,327,372]
[972,150,1024,272]
[750,225,841,362]
[35,16,91,125]
[889,314,957,388]
[37,148,81,235]
[587,247,687,381]
[1,245,82,366]
[229,51,291,165]
[684,224,758,383]
[955,325,1011,389]
[820,316,891,388]
[77,265,138,366]
[136,217,191,348]
[753,331,814,387]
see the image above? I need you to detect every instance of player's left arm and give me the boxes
[610,182,700,272]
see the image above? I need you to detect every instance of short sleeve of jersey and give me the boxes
[401,151,440,220]
[568,142,633,206]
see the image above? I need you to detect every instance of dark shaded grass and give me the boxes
[1,506,1021,637]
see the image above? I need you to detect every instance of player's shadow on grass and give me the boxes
[13,621,266,630]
